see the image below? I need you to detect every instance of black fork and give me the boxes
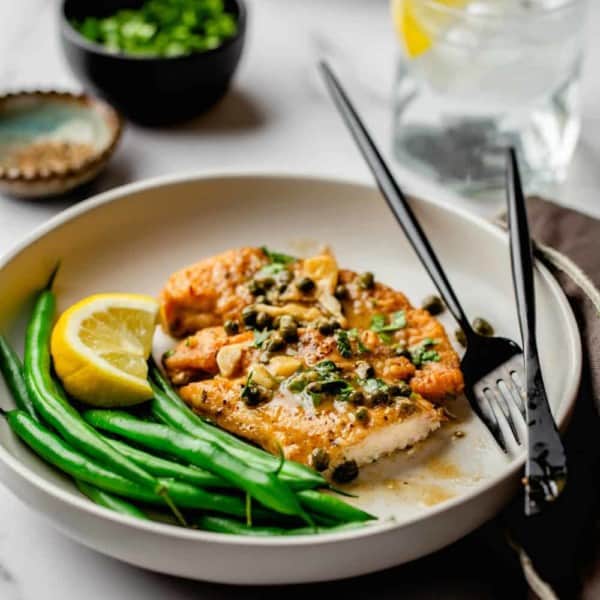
[319,60,526,451]
[319,60,567,514]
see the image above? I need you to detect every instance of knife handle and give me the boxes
[505,148,567,516]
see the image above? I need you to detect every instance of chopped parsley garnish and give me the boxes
[314,360,340,375]
[253,329,270,348]
[289,360,354,407]
[320,379,354,397]
[362,377,389,394]
[335,330,352,358]
[348,328,370,354]
[261,246,296,265]
[240,371,254,400]
[370,310,406,332]
[313,361,352,397]
[410,338,441,366]
[370,311,406,344]
[287,375,308,392]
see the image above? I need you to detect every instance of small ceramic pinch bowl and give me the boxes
[0,91,122,198]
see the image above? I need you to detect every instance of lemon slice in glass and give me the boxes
[50,293,159,407]
[391,0,468,59]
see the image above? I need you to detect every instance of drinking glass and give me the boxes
[391,0,589,193]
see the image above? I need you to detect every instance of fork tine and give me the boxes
[467,388,508,453]
[503,369,526,419]
[492,382,522,445]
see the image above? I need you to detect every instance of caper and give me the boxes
[455,328,467,347]
[389,381,411,397]
[472,317,494,337]
[317,320,334,336]
[241,384,263,406]
[255,311,272,330]
[242,306,258,327]
[248,280,264,296]
[334,284,349,300]
[224,320,240,336]
[332,460,359,483]
[358,272,375,290]
[369,390,390,406]
[355,361,374,379]
[280,326,298,343]
[348,390,365,405]
[263,333,285,353]
[311,448,330,472]
[421,294,444,315]
[296,277,316,293]
[279,315,298,342]
[260,277,275,289]
[356,407,369,423]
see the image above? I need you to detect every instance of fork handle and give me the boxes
[319,62,474,337]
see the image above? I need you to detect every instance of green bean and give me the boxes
[149,362,325,489]
[83,409,311,523]
[0,335,37,420]
[23,284,161,495]
[104,437,232,489]
[5,410,250,516]
[197,515,367,537]
[296,489,374,523]
[75,480,148,520]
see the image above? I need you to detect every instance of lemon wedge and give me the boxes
[391,0,467,59]
[50,293,159,407]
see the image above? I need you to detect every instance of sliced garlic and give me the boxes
[301,253,347,327]
[268,356,302,378]
[216,343,246,377]
[250,364,278,389]
[319,293,347,327]
[254,302,323,323]
[303,254,338,295]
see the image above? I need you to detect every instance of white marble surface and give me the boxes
[0,0,599,597]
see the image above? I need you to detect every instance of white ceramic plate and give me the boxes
[0,174,581,584]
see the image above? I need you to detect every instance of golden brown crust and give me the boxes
[160,247,464,471]
[160,247,267,337]
[179,377,440,467]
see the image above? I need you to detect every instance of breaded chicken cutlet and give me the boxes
[160,247,463,482]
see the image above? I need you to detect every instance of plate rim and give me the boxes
[0,170,582,547]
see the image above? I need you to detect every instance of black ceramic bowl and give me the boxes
[60,0,246,125]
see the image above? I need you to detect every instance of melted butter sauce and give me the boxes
[425,456,462,479]
[269,385,312,414]
[382,479,455,506]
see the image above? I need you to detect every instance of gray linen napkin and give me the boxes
[497,197,600,600]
